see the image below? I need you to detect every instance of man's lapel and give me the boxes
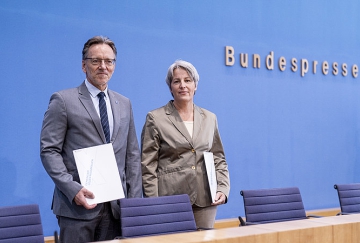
[108,90,121,143]
[78,82,107,143]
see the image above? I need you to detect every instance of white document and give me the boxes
[204,152,217,203]
[73,143,124,204]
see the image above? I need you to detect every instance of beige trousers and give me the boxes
[192,205,218,229]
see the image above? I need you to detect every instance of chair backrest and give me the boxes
[119,194,197,238]
[240,187,307,224]
[334,183,360,214]
[0,204,44,243]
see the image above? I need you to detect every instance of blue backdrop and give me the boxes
[1,1,360,236]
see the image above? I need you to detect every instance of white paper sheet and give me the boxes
[204,152,217,203]
[73,143,124,204]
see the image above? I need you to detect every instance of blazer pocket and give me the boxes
[157,166,183,177]
[157,167,195,196]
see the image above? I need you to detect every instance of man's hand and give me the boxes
[211,192,227,206]
[74,187,97,209]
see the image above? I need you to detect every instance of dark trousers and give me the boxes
[57,202,120,243]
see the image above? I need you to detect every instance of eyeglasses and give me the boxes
[84,58,116,66]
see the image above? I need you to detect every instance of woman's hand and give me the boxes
[211,192,227,206]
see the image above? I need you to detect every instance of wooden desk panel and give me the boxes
[311,214,360,243]
[201,226,278,243]
[94,214,360,243]
[253,219,333,243]
[96,226,278,243]
[45,208,342,242]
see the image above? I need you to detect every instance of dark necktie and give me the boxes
[97,92,110,143]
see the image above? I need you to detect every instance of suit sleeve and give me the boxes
[211,116,230,201]
[141,112,160,197]
[124,102,143,198]
[40,92,83,203]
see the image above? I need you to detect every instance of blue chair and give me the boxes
[0,204,44,243]
[334,183,360,215]
[239,187,318,226]
[118,194,197,238]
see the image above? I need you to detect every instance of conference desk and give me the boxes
[97,214,360,243]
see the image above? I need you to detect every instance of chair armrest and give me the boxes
[238,216,259,226]
[238,216,247,226]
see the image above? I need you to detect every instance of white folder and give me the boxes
[204,152,217,203]
[73,143,125,204]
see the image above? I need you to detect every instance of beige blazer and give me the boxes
[141,101,230,207]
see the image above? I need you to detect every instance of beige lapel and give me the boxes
[166,101,194,147]
[192,105,204,143]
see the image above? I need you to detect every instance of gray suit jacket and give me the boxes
[141,101,230,207]
[40,82,142,220]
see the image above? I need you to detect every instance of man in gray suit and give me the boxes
[40,36,142,242]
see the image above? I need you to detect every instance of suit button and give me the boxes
[191,149,195,153]
[191,166,195,170]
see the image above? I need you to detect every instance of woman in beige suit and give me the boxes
[141,60,230,228]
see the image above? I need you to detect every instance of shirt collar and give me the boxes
[85,79,108,98]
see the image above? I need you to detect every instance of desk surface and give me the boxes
[96,214,360,243]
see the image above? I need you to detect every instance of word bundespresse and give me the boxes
[225,46,359,78]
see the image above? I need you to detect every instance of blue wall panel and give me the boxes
[1,1,360,236]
